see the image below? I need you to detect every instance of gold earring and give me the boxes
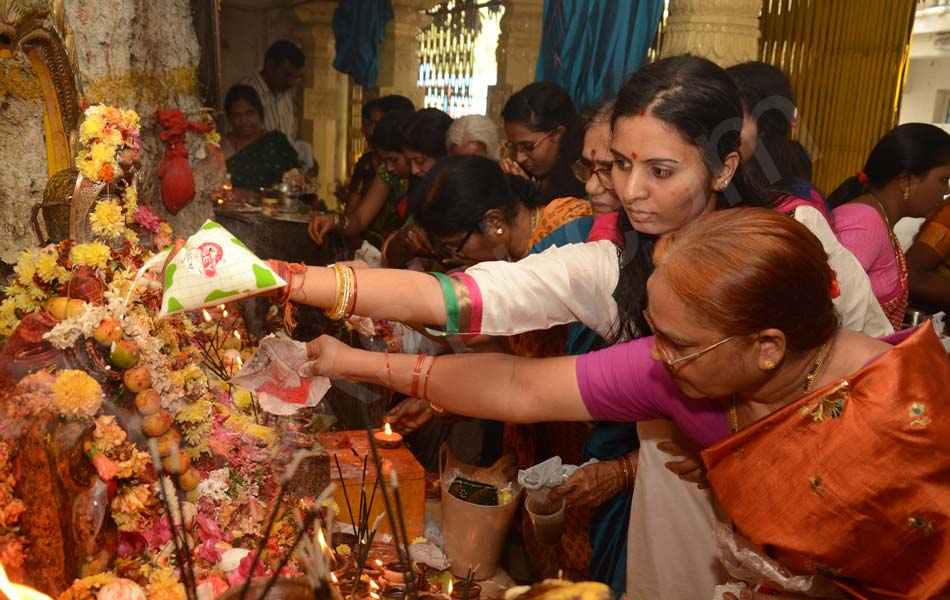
[496,228,503,235]
[903,186,911,202]
[760,359,777,371]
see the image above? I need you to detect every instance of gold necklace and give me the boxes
[529,206,542,234]
[867,192,893,230]
[728,340,833,434]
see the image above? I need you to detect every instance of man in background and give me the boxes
[241,39,305,143]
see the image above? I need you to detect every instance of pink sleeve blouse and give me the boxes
[575,336,731,447]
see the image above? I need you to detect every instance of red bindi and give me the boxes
[629,150,638,160]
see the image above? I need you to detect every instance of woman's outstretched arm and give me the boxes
[302,335,590,423]
[283,264,448,326]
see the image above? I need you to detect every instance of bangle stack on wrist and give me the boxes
[616,453,637,489]
[324,263,358,320]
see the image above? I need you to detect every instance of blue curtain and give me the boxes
[332,0,394,88]
[535,0,664,110]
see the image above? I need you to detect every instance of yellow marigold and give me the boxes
[204,129,221,146]
[52,370,103,419]
[8,283,43,313]
[79,114,105,144]
[124,228,140,245]
[13,249,38,283]
[58,571,116,600]
[90,141,117,169]
[90,200,126,239]
[77,155,99,181]
[124,182,138,214]
[121,109,141,131]
[70,242,111,269]
[0,298,20,337]
[36,250,70,283]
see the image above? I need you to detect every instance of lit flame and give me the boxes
[217,305,225,310]
[330,572,338,584]
[317,528,329,552]
[447,581,454,596]
[369,581,380,591]
[369,594,380,600]
[0,563,54,600]
[383,422,393,435]
[202,309,212,322]
[217,198,224,205]
[374,559,384,568]
[234,331,241,340]
[222,309,228,318]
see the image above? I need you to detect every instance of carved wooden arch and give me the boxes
[0,0,82,175]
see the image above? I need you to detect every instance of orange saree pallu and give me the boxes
[703,325,950,599]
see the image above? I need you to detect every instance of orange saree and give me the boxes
[703,325,950,599]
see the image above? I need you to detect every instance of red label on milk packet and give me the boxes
[198,242,223,277]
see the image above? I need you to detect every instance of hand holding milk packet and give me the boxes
[157,220,286,317]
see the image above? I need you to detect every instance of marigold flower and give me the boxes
[70,242,112,269]
[52,369,103,419]
[90,200,126,239]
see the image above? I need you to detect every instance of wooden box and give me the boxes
[317,430,425,540]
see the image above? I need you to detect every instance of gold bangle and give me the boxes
[324,263,353,320]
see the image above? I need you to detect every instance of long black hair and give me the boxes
[410,154,543,237]
[402,108,453,159]
[727,61,812,192]
[501,81,586,201]
[609,54,781,343]
[370,108,414,152]
[826,123,950,209]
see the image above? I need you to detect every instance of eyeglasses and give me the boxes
[642,309,737,372]
[453,220,482,254]
[504,128,558,156]
[571,158,613,186]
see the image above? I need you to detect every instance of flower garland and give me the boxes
[76,105,140,185]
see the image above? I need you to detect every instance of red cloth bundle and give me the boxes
[156,109,213,214]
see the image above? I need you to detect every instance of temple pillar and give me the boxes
[295,2,349,200]
[371,0,436,108]
[487,0,544,126]
[659,0,761,67]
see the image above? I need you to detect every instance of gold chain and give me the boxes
[728,339,833,434]
[868,192,893,230]
[801,340,833,395]
[529,206,542,235]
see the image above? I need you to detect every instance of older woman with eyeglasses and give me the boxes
[571,99,622,218]
[301,207,950,599]
[500,82,586,202]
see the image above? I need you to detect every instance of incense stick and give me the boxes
[258,484,337,600]
[360,402,418,600]
[333,453,357,538]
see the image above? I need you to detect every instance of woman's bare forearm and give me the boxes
[337,346,589,423]
[287,266,448,325]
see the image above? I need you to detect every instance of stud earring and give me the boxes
[496,228,504,235]
[903,186,911,202]
[760,359,777,371]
